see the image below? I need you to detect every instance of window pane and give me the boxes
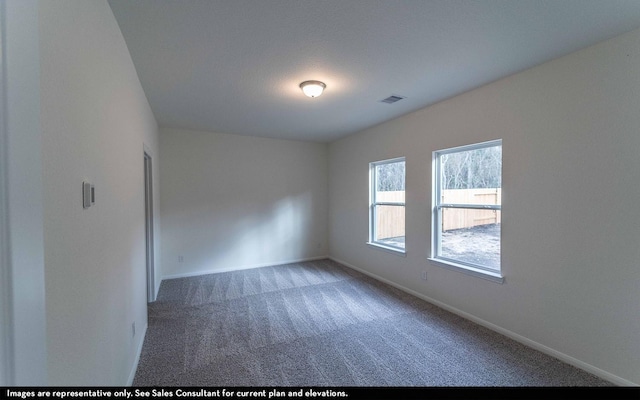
[440,146,501,192]
[439,208,500,270]
[375,205,405,249]
[376,161,405,202]
[441,188,501,206]
[370,158,405,252]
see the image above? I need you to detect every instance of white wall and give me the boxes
[160,128,327,279]
[0,0,48,385]
[329,28,640,385]
[39,0,160,385]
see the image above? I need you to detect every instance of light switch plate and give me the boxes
[83,181,92,209]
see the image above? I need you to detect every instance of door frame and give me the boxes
[143,149,156,303]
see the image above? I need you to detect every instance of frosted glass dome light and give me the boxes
[299,80,326,98]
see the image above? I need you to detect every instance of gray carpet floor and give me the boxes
[133,259,610,386]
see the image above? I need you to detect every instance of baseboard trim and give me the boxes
[127,321,148,386]
[162,256,330,281]
[329,256,636,387]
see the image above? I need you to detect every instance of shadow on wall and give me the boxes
[187,191,317,273]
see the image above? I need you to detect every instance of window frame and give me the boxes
[368,157,406,254]
[430,140,503,282]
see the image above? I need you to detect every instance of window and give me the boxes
[432,140,502,280]
[369,157,406,253]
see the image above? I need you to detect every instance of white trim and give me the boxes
[143,143,161,301]
[143,151,155,302]
[126,322,147,386]
[366,242,406,256]
[142,143,153,156]
[328,256,633,386]
[435,138,503,156]
[438,203,501,210]
[428,257,504,284]
[162,255,329,281]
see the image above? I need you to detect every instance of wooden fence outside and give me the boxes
[375,191,405,240]
[441,188,501,231]
[375,188,501,239]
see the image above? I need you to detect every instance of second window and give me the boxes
[432,140,502,274]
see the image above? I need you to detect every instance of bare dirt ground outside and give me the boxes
[440,223,500,269]
[380,223,500,270]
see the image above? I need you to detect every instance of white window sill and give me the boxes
[428,257,504,284]
[367,242,406,257]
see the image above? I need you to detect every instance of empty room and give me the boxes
[2,0,640,390]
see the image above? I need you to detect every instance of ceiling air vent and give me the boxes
[380,95,406,104]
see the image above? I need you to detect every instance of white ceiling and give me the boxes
[108,0,640,143]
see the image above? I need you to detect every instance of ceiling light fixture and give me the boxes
[299,80,326,98]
